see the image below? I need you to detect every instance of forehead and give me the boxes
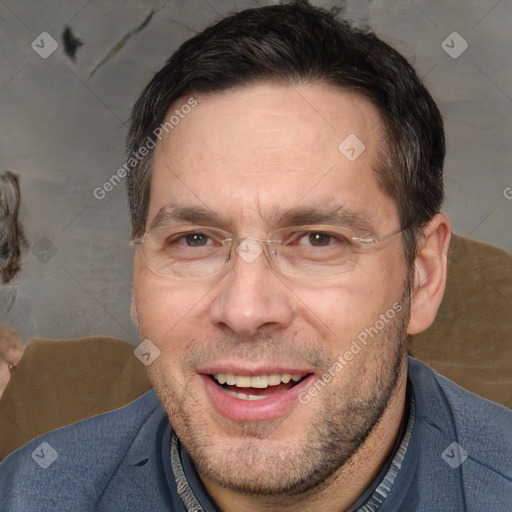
[148,82,397,230]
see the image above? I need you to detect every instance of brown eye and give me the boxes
[308,233,331,246]
[183,233,210,246]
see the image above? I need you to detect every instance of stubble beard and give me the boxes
[149,292,411,499]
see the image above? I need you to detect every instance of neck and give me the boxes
[203,361,409,512]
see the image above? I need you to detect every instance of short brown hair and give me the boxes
[126,0,445,267]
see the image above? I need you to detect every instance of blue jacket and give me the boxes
[1,357,511,511]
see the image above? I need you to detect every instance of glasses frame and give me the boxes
[131,224,406,280]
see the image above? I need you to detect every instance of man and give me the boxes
[1,1,511,510]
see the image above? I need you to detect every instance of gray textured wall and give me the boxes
[1,0,511,344]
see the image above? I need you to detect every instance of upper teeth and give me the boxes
[214,373,304,388]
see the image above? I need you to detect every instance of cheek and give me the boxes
[137,284,208,336]
[290,261,405,343]
[133,260,217,347]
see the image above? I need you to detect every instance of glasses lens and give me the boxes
[271,226,362,277]
[141,226,228,279]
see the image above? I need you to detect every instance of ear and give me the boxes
[130,290,139,327]
[407,213,451,335]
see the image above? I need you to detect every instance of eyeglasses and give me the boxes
[131,224,404,280]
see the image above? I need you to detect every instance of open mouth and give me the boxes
[210,373,309,401]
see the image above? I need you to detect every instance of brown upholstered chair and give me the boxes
[0,336,152,460]
[1,233,511,460]
[411,233,512,408]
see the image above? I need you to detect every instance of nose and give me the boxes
[209,238,294,337]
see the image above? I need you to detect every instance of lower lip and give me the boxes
[200,374,315,422]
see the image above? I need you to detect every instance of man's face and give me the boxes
[133,83,410,496]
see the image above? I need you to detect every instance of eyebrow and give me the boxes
[272,206,378,235]
[148,204,223,230]
[149,204,378,235]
